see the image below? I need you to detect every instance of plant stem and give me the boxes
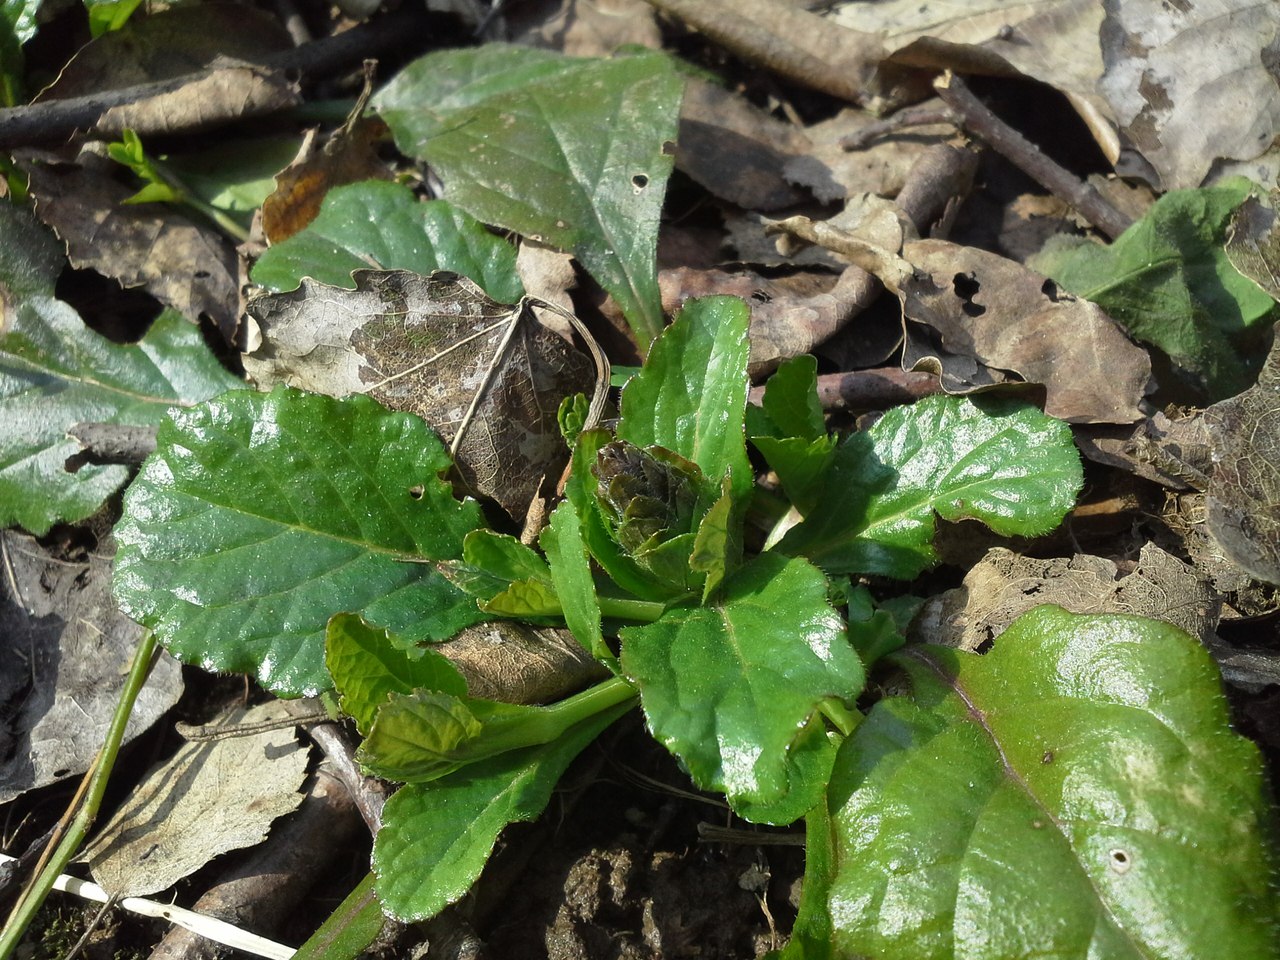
[597,596,666,622]
[0,631,160,959]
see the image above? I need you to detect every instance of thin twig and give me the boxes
[748,368,942,413]
[0,7,431,148]
[65,423,158,469]
[307,723,388,835]
[839,104,958,151]
[933,72,1132,239]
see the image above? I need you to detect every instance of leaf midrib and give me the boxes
[907,647,1156,960]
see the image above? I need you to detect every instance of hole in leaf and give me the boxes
[661,140,676,156]
[408,484,425,500]
[952,272,985,317]
[1041,750,1054,764]
[632,173,649,192]
[1108,849,1132,874]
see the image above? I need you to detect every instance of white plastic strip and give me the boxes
[0,853,295,959]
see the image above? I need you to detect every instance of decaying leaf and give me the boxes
[83,700,309,897]
[1227,188,1280,301]
[827,0,1110,135]
[1204,332,1280,585]
[18,150,240,341]
[899,239,1153,422]
[245,270,596,518]
[677,78,811,212]
[910,543,1220,653]
[35,5,298,140]
[0,529,183,804]
[1098,0,1280,190]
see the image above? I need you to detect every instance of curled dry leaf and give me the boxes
[1099,0,1280,190]
[899,239,1153,423]
[36,4,299,140]
[244,270,595,519]
[1226,188,1280,301]
[17,150,240,342]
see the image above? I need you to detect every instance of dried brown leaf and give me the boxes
[17,150,240,342]
[244,270,596,519]
[1098,0,1280,189]
[0,529,183,804]
[898,239,1152,422]
[1204,331,1280,585]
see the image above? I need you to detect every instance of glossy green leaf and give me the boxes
[688,479,741,601]
[760,354,825,442]
[373,45,682,344]
[617,296,752,508]
[83,0,143,34]
[541,498,610,665]
[566,427,671,602]
[0,204,243,534]
[1031,178,1278,399]
[326,613,468,736]
[251,181,523,303]
[751,434,836,516]
[373,703,631,921]
[779,394,1082,579]
[620,552,863,818]
[113,387,485,697]
[827,605,1280,960]
[480,577,561,618]
[442,529,551,601]
[291,872,385,960]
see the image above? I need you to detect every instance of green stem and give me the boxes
[0,631,160,958]
[597,596,666,622]
[148,158,251,244]
[483,675,638,756]
[818,698,862,738]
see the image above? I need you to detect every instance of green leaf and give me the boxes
[776,804,836,960]
[751,434,836,516]
[480,577,562,618]
[541,498,611,665]
[372,702,630,922]
[113,386,486,697]
[442,529,552,601]
[760,354,825,442]
[165,136,303,217]
[779,394,1082,579]
[826,605,1280,960]
[358,689,486,782]
[326,613,468,736]
[373,45,682,344]
[2,0,40,104]
[84,0,143,34]
[566,427,671,602]
[1031,179,1278,399]
[292,872,385,960]
[617,296,752,507]
[0,204,243,534]
[251,181,523,303]
[688,478,742,601]
[620,552,863,818]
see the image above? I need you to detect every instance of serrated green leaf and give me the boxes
[620,552,863,818]
[1031,179,1278,400]
[827,605,1280,960]
[779,394,1082,579]
[373,45,682,344]
[114,386,485,697]
[0,204,243,534]
[617,296,752,508]
[326,613,467,736]
[251,181,523,303]
[373,702,630,922]
[541,498,611,665]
